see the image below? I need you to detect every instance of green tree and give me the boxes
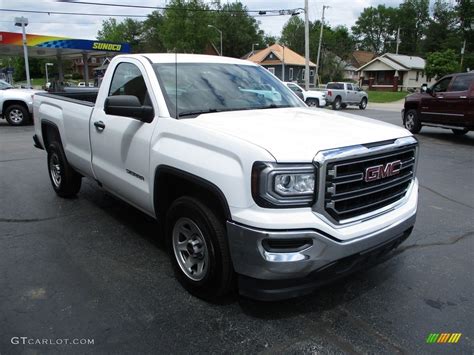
[425,49,459,78]
[141,11,166,53]
[397,0,430,55]
[97,18,144,52]
[280,16,305,55]
[424,0,460,53]
[212,2,265,57]
[351,5,399,54]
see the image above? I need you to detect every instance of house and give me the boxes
[357,53,436,91]
[72,55,110,79]
[343,51,375,81]
[246,43,317,84]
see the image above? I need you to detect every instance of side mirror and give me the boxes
[104,95,154,123]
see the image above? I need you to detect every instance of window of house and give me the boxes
[268,67,275,75]
[449,75,473,92]
[289,68,293,81]
[416,71,419,81]
[91,57,97,64]
[109,62,149,105]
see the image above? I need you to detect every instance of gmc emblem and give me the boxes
[365,160,401,182]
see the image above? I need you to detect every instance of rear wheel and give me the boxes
[306,98,319,107]
[47,141,82,197]
[166,196,234,301]
[359,97,368,110]
[332,97,342,110]
[404,109,421,134]
[5,104,30,126]
[452,129,468,136]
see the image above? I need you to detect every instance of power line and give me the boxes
[0,8,148,17]
[57,0,303,14]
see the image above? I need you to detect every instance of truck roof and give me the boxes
[125,53,258,66]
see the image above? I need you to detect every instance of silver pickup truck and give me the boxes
[0,79,42,126]
[325,82,368,110]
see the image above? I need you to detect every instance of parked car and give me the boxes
[33,54,418,301]
[284,82,326,107]
[403,72,473,135]
[325,82,368,110]
[0,79,42,126]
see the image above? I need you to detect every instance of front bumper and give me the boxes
[227,213,416,300]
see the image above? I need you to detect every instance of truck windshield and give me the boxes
[153,63,304,118]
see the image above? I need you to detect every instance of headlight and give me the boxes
[252,162,317,208]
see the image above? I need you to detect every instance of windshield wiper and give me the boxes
[259,104,292,109]
[178,108,221,118]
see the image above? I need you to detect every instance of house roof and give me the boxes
[357,53,426,72]
[351,50,375,67]
[246,43,316,67]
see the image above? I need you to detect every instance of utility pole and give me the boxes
[15,17,31,88]
[282,45,285,81]
[396,27,401,54]
[460,40,466,70]
[315,5,329,87]
[304,0,310,90]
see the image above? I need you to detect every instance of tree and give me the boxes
[280,16,305,55]
[212,2,265,57]
[97,18,145,52]
[425,49,459,79]
[141,11,166,53]
[397,0,430,55]
[351,5,399,54]
[424,0,460,53]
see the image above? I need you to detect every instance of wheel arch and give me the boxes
[154,165,232,223]
[41,120,62,149]
[2,100,29,116]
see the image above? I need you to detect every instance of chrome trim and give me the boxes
[226,213,416,280]
[421,112,464,117]
[312,136,418,227]
[423,123,469,130]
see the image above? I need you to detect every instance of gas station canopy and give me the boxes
[0,31,131,58]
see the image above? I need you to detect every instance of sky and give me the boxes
[0,0,405,40]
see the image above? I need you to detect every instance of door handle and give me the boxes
[437,96,444,99]
[94,121,105,131]
[460,96,467,99]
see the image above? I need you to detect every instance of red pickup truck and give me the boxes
[403,72,473,135]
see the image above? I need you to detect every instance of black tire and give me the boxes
[47,141,82,197]
[306,98,320,108]
[359,97,368,110]
[5,104,30,126]
[332,96,342,110]
[404,109,422,134]
[452,129,468,136]
[166,196,234,301]
[341,103,347,109]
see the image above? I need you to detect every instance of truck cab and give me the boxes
[403,72,474,135]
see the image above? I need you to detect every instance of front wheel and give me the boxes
[306,98,320,107]
[359,97,368,110]
[452,129,468,136]
[5,104,30,126]
[166,196,234,301]
[332,97,342,110]
[47,141,82,197]
[404,109,422,134]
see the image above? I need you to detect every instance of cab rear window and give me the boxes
[327,83,344,90]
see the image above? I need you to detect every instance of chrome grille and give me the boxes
[324,147,416,221]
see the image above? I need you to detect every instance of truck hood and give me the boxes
[3,88,43,98]
[190,107,412,162]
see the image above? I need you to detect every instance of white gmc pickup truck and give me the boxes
[33,54,418,301]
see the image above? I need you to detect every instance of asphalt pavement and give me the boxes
[0,108,473,354]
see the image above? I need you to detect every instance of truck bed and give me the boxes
[36,89,99,105]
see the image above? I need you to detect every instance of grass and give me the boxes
[367,91,408,103]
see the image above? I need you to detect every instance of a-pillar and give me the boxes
[82,52,89,86]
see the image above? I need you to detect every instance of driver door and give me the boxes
[90,60,157,213]
[420,77,452,123]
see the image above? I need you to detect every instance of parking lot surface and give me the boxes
[1,109,473,354]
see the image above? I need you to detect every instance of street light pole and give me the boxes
[304,0,310,90]
[252,43,259,54]
[45,63,53,86]
[208,25,223,56]
[315,5,329,87]
[15,17,31,88]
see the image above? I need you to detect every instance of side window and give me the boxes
[432,77,452,93]
[288,84,298,92]
[346,84,353,91]
[109,62,149,105]
[449,76,473,92]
